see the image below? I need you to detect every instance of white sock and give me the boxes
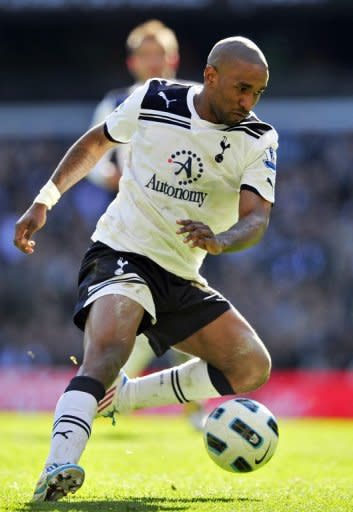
[120,358,222,413]
[46,390,97,466]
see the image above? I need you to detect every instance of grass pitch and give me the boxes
[1,412,352,512]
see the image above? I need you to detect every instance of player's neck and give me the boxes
[193,90,217,124]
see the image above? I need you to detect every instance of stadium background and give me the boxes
[1,0,353,414]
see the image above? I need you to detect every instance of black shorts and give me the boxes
[74,241,230,356]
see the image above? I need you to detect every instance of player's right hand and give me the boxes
[13,203,48,254]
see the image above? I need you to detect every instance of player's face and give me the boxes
[205,59,268,125]
[127,38,178,82]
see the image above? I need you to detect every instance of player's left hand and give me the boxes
[176,219,224,255]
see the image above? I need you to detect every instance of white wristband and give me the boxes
[34,180,61,210]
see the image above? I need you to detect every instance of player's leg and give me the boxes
[168,349,207,430]
[175,306,271,394]
[121,337,206,430]
[32,294,144,502]
[78,293,144,386]
[98,306,270,416]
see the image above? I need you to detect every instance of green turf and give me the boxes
[1,412,352,512]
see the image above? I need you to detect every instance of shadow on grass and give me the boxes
[11,430,143,443]
[22,495,261,511]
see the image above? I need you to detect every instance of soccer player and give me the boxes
[14,36,278,502]
[88,19,205,430]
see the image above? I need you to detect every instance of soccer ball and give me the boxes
[203,398,279,473]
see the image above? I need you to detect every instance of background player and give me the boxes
[89,19,180,191]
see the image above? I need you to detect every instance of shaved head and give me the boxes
[207,36,268,70]
[194,36,269,126]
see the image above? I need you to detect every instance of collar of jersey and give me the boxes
[187,85,253,130]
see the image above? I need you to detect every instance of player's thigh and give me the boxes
[79,294,145,386]
[84,294,145,354]
[174,306,265,371]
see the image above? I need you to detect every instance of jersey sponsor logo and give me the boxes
[157,91,178,109]
[263,147,277,171]
[114,257,128,276]
[168,149,204,185]
[145,174,207,208]
[215,136,231,163]
[145,148,207,207]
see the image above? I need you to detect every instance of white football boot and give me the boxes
[31,463,85,502]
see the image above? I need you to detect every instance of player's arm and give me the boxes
[176,189,272,255]
[88,94,123,192]
[14,123,117,255]
[47,122,117,194]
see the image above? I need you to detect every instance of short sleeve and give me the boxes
[240,129,279,204]
[104,81,150,144]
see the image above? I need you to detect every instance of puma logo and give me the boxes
[158,91,177,109]
[53,430,73,439]
[114,257,128,276]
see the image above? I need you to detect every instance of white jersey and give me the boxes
[92,79,279,284]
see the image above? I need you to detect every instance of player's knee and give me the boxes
[81,331,133,388]
[226,334,271,393]
[246,344,271,390]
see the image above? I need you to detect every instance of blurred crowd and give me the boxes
[1,131,352,369]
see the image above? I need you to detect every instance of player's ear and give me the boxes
[126,56,136,74]
[204,64,218,86]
